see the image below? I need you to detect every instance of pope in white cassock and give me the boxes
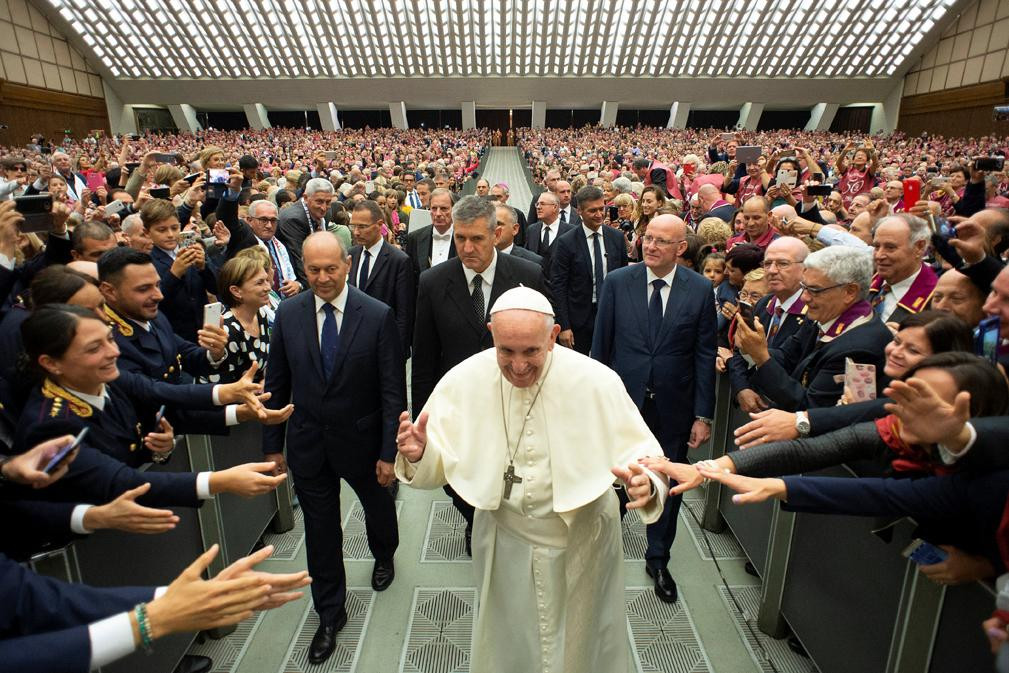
[395,286,669,673]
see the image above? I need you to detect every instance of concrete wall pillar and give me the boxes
[242,103,271,130]
[666,102,690,129]
[805,103,839,131]
[737,102,764,131]
[600,101,618,127]
[461,101,476,130]
[317,103,340,131]
[389,101,408,130]
[870,82,904,134]
[531,101,546,129]
[168,104,201,132]
[102,80,137,135]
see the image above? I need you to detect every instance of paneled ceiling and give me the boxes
[46,0,960,81]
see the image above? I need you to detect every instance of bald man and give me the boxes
[592,213,717,603]
[262,231,404,664]
[697,183,734,223]
[726,196,781,250]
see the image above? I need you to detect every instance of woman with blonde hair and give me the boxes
[696,217,733,250]
[208,255,273,384]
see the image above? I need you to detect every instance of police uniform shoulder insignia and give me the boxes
[41,378,93,418]
[104,305,134,338]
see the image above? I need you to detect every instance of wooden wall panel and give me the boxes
[898,79,1009,137]
[0,80,109,149]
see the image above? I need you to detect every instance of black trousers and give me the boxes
[641,396,689,567]
[292,457,398,623]
[444,485,474,530]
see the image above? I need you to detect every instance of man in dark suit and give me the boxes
[262,231,404,665]
[348,200,415,356]
[494,203,542,266]
[404,187,456,281]
[526,169,560,224]
[698,183,735,224]
[524,191,573,271]
[412,195,548,550]
[728,237,809,413]
[868,215,937,323]
[736,246,892,410]
[551,186,629,355]
[489,182,528,248]
[554,180,581,229]
[217,195,303,297]
[592,213,716,603]
[276,178,351,287]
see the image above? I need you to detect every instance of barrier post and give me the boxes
[885,564,945,673]
[701,374,732,533]
[757,506,795,637]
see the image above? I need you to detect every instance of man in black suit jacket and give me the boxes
[526,169,560,224]
[275,178,337,287]
[736,246,891,410]
[592,213,716,603]
[347,200,415,356]
[494,202,543,266]
[262,231,405,665]
[404,187,456,281]
[552,186,629,355]
[524,191,573,271]
[727,237,809,412]
[412,196,548,547]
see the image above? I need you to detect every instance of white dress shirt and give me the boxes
[315,286,349,345]
[501,243,515,255]
[431,226,454,267]
[539,220,559,247]
[559,205,574,225]
[583,224,609,303]
[88,586,169,669]
[357,239,384,287]
[646,265,678,314]
[461,250,498,318]
[879,265,922,322]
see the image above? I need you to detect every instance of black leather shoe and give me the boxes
[646,565,678,603]
[308,610,347,665]
[464,523,473,557]
[173,655,212,673]
[744,561,759,578]
[787,635,810,658]
[372,559,395,591]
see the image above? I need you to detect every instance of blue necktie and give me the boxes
[320,303,340,379]
[359,250,371,287]
[649,278,666,346]
[592,232,604,303]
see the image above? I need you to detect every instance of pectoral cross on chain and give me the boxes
[503,464,523,499]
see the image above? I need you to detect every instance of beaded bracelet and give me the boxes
[134,603,154,653]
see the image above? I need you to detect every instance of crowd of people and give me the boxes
[2,121,1009,672]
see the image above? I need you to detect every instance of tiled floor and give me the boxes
[193,479,801,673]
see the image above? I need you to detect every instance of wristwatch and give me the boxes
[695,416,713,425]
[795,411,811,437]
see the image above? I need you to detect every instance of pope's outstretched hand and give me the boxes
[611,463,654,510]
[397,411,428,463]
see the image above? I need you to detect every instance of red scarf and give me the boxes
[875,415,954,476]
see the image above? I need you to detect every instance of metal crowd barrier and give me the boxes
[32,425,294,673]
[701,372,998,673]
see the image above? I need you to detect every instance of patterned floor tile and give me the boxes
[276,589,374,673]
[343,501,404,560]
[399,588,477,673]
[421,501,470,563]
[262,506,305,561]
[679,500,746,561]
[627,587,712,673]
[186,613,266,672]
[717,586,818,673]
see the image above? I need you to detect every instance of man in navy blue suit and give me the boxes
[552,186,629,355]
[592,213,717,603]
[262,231,405,665]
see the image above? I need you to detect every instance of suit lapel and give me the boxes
[348,248,361,288]
[365,244,389,291]
[624,264,651,345]
[299,294,325,383]
[420,229,433,268]
[446,263,486,336]
[657,269,688,345]
[328,289,363,384]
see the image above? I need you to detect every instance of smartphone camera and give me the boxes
[14,194,54,232]
[974,156,1005,171]
[178,231,199,248]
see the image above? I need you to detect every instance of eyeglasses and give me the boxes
[799,281,847,295]
[738,291,765,302]
[251,217,279,224]
[641,234,684,247]
[762,259,798,270]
